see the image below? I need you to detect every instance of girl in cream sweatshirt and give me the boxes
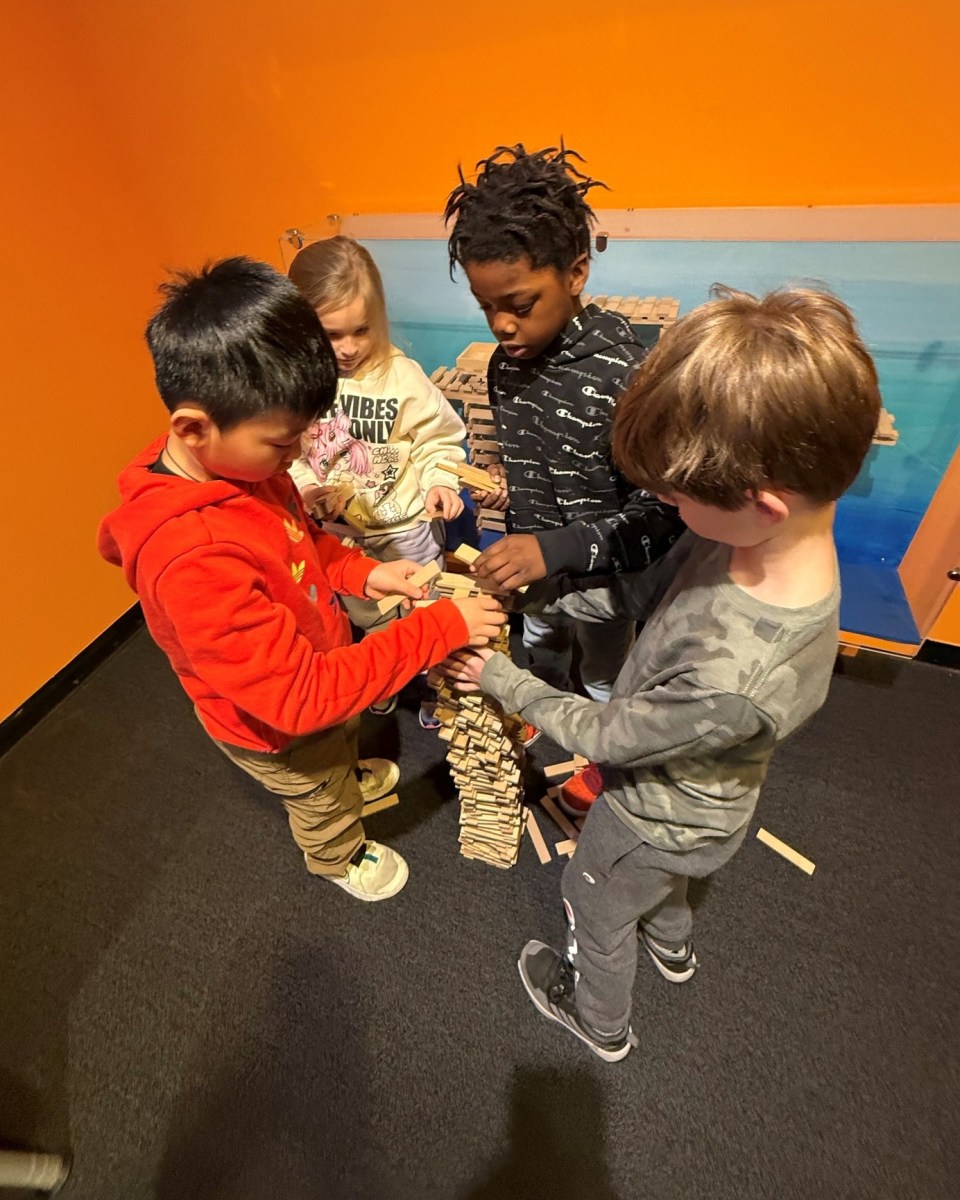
[288,236,467,725]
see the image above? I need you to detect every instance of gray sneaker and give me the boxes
[517,940,637,1062]
[639,927,698,983]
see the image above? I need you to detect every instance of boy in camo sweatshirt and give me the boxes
[439,285,882,1060]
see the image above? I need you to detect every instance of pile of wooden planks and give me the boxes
[425,553,527,868]
[430,364,506,538]
[582,293,680,330]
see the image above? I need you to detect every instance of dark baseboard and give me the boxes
[916,640,960,669]
[0,605,144,760]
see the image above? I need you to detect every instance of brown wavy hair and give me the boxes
[611,285,882,509]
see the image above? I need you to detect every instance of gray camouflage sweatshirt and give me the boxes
[481,532,840,852]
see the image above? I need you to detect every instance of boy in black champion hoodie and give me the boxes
[444,144,683,722]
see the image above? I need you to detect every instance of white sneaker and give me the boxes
[357,758,400,803]
[320,841,409,902]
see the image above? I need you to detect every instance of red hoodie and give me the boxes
[98,435,469,752]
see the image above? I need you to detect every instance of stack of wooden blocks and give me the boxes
[431,343,505,538]
[425,547,527,868]
[582,294,680,331]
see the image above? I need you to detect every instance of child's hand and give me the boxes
[302,484,347,521]
[363,559,429,607]
[424,485,464,521]
[473,534,546,591]
[435,647,495,692]
[471,464,509,511]
[449,594,507,647]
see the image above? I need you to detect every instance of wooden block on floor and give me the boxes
[362,792,399,817]
[540,792,580,842]
[756,827,816,876]
[523,808,551,864]
[554,839,577,857]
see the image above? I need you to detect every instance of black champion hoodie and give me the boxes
[486,303,684,578]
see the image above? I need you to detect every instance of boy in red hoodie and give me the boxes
[98,257,504,901]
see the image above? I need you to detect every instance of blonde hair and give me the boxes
[611,285,882,509]
[288,236,391,372]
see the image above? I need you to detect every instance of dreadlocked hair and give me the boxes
[444,143,608,277]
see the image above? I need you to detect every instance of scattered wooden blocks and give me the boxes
[540,791,580,842]
[523,808,552,864]
[756,827,816,876]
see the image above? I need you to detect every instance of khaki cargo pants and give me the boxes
[212,716,365,877]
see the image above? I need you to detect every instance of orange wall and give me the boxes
[0,4,165,721]
[3,0,958,720]
[72,0,960,259]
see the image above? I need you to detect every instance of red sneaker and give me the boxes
[521,722,542,748]
[557,763,604,818]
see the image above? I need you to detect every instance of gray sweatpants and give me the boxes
[522,611,635,702]
[561,795,746,1034]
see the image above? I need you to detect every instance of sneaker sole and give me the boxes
[522,729,543,748]
[323,855,409,902]
[640,933,697,983]
[358,761,401,804]
[368,697,398,716]
[556,793,592,820]
[517,946,632,1063]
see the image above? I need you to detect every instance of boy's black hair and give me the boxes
[146,256,338,430]
[444,143,607,277]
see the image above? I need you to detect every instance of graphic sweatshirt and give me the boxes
[486,304,684,577]
[97,436,469,753]
[289,348,466,531]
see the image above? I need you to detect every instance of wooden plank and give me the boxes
[543,755,589,779]
[540,792,580,842]
[756,827,816,876]
[362,792,399,817]
[523,808,551,864]
[452,463,501,493]
[554,839,577,857]
[451,543,481,565]
[375,560,441,614]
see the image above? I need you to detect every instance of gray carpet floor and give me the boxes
[1,628,958,1200]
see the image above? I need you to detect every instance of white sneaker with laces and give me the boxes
[318,841,409,902]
